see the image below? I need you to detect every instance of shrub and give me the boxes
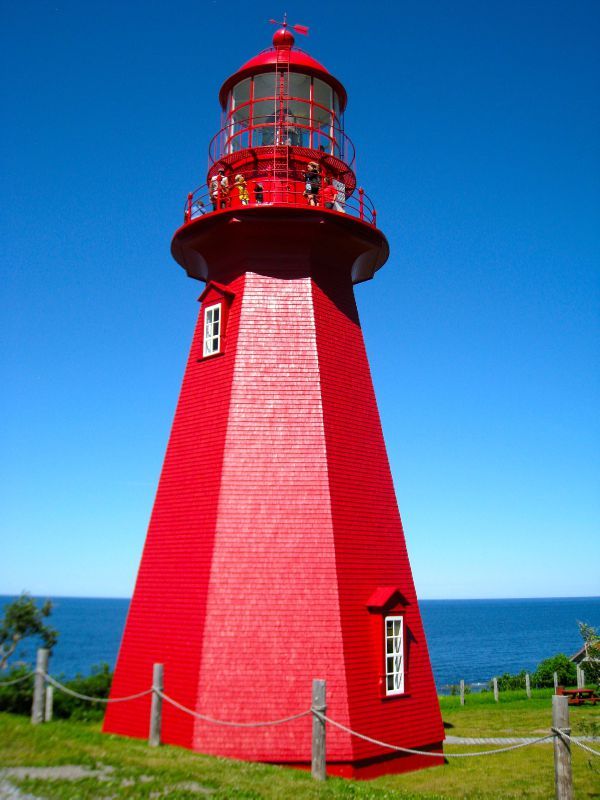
[0,665,33,714]
[0,663,113,720]
[492,671,527,691]
[52,663,113,720]
[532,653,577,688]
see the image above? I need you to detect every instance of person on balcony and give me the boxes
[209,168,229,210]
[253,182,264,204]
[322,178,337,210]
[234,174,250,205]
[303,162,321,206]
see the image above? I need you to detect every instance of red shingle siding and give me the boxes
[193,271,351,761]
[312,271,444,761]
[104,258,443,775]
[103,273,245,746]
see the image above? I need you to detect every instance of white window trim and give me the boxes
[203,302,222,357]
[384,615,405,696]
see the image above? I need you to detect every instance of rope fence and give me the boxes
[43,673,153,704]
[0,671,36,687]
[2,649,598,796]
[313,711,556,758]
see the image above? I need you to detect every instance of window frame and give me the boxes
[203,302,222,358]
[384,615,405,697]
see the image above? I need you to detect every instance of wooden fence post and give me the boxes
[493,677,499,702]
[553,672,558,693]
[311,678,327,781]
[576,666,585,688]
[552,695,573,800]
[460,679,465,706]
[31,648,48,725]
[148,663,164,747]
[44,685,54,722]
[525,673,531,699]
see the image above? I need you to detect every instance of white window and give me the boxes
[203,303,222,357]
[385,616,404,695]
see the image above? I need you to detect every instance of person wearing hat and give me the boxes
[303,161,321,207]
[234,174,250,206]
[209,168,229,210]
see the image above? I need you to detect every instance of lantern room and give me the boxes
[217,29,348,161]
[206,26,358,200]
[172,25,389,285]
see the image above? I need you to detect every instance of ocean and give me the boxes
[1,596,598,692]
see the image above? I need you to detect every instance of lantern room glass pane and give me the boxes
[313,78,333,113]
[253,73,276,100]
[333,91,341,122]
[289,72,310,101]
[232,78,251,109]
[253,99,276,145]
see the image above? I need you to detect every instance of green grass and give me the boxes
[0,694,598,800]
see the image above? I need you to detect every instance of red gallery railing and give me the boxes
[181,175,377,228]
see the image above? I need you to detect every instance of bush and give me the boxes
[532,653,577,688]
[52,663,113,720]
[0,665,33,714]
[492,670,527,691]
[0,663,113,720]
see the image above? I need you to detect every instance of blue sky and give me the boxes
[1,0,598,600]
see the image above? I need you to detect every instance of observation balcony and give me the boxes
[181,171,377,228]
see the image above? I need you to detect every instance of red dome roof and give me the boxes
[218,40,347,110]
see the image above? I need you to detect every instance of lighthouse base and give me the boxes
[104,265,445,774]
[279,744,445,779]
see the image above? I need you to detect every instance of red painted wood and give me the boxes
[104,261,444,774]
[105,32,444,778]
[103,273,245,747]
[312,270,445,763]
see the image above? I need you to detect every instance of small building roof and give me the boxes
[366,586,410,612]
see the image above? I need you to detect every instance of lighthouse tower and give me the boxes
[104,25,444,778]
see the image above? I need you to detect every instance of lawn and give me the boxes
[0,693,598,799]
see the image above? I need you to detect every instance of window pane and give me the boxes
[314,78,332,110]
[203,304,222,357]
[384,616,404,695]
[289,72,310,101]
[254,73,276,100]
[233,78,251,108]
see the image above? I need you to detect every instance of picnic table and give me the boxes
[558,687,600,705]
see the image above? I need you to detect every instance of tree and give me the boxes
[578,621,600,684]
[0,593,58,670]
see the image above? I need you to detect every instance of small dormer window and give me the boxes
[203,303,222,356]
[385,615,404,696]
[366,587,409,697]
[198,282,235,361]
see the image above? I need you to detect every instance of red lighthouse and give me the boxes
[104,25,444,778]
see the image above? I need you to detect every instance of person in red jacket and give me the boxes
[322,177,337,209]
